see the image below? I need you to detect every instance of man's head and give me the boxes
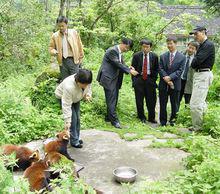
[75,69,93,90]
[186,41,199,56]
[166,36,177,53]
[189,26,207,43]
[119,38,133,52]
[56,16,68,34]
[140,39,152,54]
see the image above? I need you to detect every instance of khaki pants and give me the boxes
[190,71,213,130]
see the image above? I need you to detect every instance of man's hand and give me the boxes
[51,49,58,56]
[64,122,71,130]
[130,69,139,76]
[130,66,135,70]
[84,94,92,102]
[163,76,171,83]
[168,81,174,89]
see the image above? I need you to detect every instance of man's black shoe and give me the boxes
[113,122,122,129]
[72,144,83,148]
[79,139,83,144]
[170,122,175,126]
[141,119,147,123]
[148,119,157,124]
[105,116,111,122]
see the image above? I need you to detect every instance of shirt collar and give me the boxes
[143,52,150,56]
[117,45,122,54]
[200,37,207,45]
[59,30,68,36]
[187,53,194,58]
[170,50,177,57]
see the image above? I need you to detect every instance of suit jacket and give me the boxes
[191,39,215,70]
[96,45,130,91]
[131,51,159,87]
[49,29,84,65]
[159,51,186,91]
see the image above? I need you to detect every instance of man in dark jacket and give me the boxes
[97,38,138,128]
[179,41,199,106]
[159,36,186,126]
[131,39,159,123]
[189,26,215,131]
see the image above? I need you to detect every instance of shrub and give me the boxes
[0,74,63,145]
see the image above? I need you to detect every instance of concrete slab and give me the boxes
[69,130,189,194]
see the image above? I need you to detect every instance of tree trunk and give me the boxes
[78,0,82,7]
[59,0,66,17]
[44,0,49,12]
[66,0,70,18]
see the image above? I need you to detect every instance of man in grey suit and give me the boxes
[179,41,199,106]
[159,36,186,126]
[97,38,138,128]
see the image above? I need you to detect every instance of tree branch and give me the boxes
[90,0,125,30]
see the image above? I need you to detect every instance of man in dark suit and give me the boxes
[131,39,159,123]
[159,36,186,126]
[189,26,215,131]
[97,38,139,128]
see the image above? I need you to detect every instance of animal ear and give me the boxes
[63,135,69,140]
[56,133,59,138]
[29,152,37,159]
[46,160,51,167]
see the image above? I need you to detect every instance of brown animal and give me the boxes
[24,158,51,192]
[46,151,63,165]
[44,130,74,162]
[1,144,40,170]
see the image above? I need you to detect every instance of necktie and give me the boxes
[142,54,148,80]
[182,56,190,80]
[62,34,68,59]
[169,53,174,68]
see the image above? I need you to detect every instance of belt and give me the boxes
[195,68,210,72]
[62,56,74,59]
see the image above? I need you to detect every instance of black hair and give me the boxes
[56,16,68,24]
[140,39,153,47]
[166,36,178,43]
[188,41,199,50]
[75,69,93,84]
[121,37,134,49]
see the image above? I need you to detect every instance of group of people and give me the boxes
[49,16,215,148]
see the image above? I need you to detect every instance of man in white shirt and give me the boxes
[55,69,92,148]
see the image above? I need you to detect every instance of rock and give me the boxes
[154,139,168,143]
[163,132,178,139]
[143,135,156,139]
[123,133,137,139]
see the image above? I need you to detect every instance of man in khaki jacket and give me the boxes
[49,16,84,81]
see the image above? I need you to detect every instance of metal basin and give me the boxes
[113,166,137,183]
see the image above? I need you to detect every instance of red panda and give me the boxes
[46,151,63,165]
[23,158,51,192]
[44,130,74,162]
[0,144,40,170]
